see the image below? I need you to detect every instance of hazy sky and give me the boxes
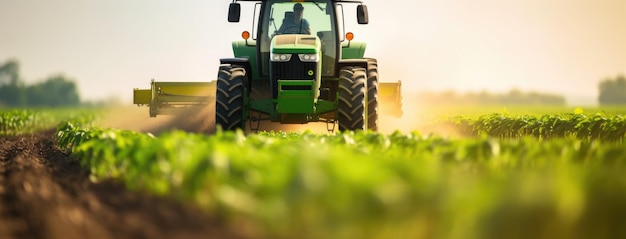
[1,0,625,105]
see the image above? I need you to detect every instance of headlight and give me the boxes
[298,54,319,62]
[271,53,292,62]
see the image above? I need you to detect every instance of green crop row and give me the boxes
[56,122,626,239]
[0,109,59,135]
[443,112,626,141]
[0,109,98,136]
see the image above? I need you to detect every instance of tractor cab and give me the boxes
[259,1,339,79]
[228,0,367,80]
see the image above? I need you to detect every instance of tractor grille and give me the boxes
[271,57,317,80]
[270,56,318,98]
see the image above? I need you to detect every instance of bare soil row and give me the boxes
[0,130,246,239]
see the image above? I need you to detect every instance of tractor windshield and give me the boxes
[259,0,337,76]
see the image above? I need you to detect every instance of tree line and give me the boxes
[417,89,567,105]
[598,75,626,105]
[0,59,81,107]
[417,74,626,106]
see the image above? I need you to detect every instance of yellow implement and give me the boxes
[379,81,403,117]
[134,80,216,117]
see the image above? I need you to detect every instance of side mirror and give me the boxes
[228,3,241,22]
[357,5,369,24]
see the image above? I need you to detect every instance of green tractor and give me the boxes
[134,0,402,132]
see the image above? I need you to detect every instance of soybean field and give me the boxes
[2,106,626,239]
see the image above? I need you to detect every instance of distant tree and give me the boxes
[0,84,26,107]
[0,59,81,107]
[598,75,626,105]
[0,59,20,86]
[502,89,524,104]
[26,75,81,107]
[0,59,26,106]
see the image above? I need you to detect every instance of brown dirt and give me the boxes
[0,130,249,239]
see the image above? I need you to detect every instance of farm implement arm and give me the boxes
[133,80,215,117]
[379,81,403,117]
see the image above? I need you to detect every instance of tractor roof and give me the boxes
[234,0,364,3]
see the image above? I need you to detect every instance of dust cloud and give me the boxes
[97,104,216,135]
[97,93,462,137]
[377,93,469,138]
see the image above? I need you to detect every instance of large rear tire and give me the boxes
[366,59,379,131]
[338,66,367,131]
[215,65,246,131]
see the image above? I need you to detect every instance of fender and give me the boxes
[337,59,368,75]
[220,58,253,96]
[220,58,252,76]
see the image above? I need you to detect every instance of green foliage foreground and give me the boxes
[57,122,626,239]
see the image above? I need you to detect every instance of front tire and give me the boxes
[366,59,379,131]
[215,65,246,131]
[338,66,367,131]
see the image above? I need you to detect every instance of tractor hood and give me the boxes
[271,34,321,54]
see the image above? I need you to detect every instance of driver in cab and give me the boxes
[277,3,311,34]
